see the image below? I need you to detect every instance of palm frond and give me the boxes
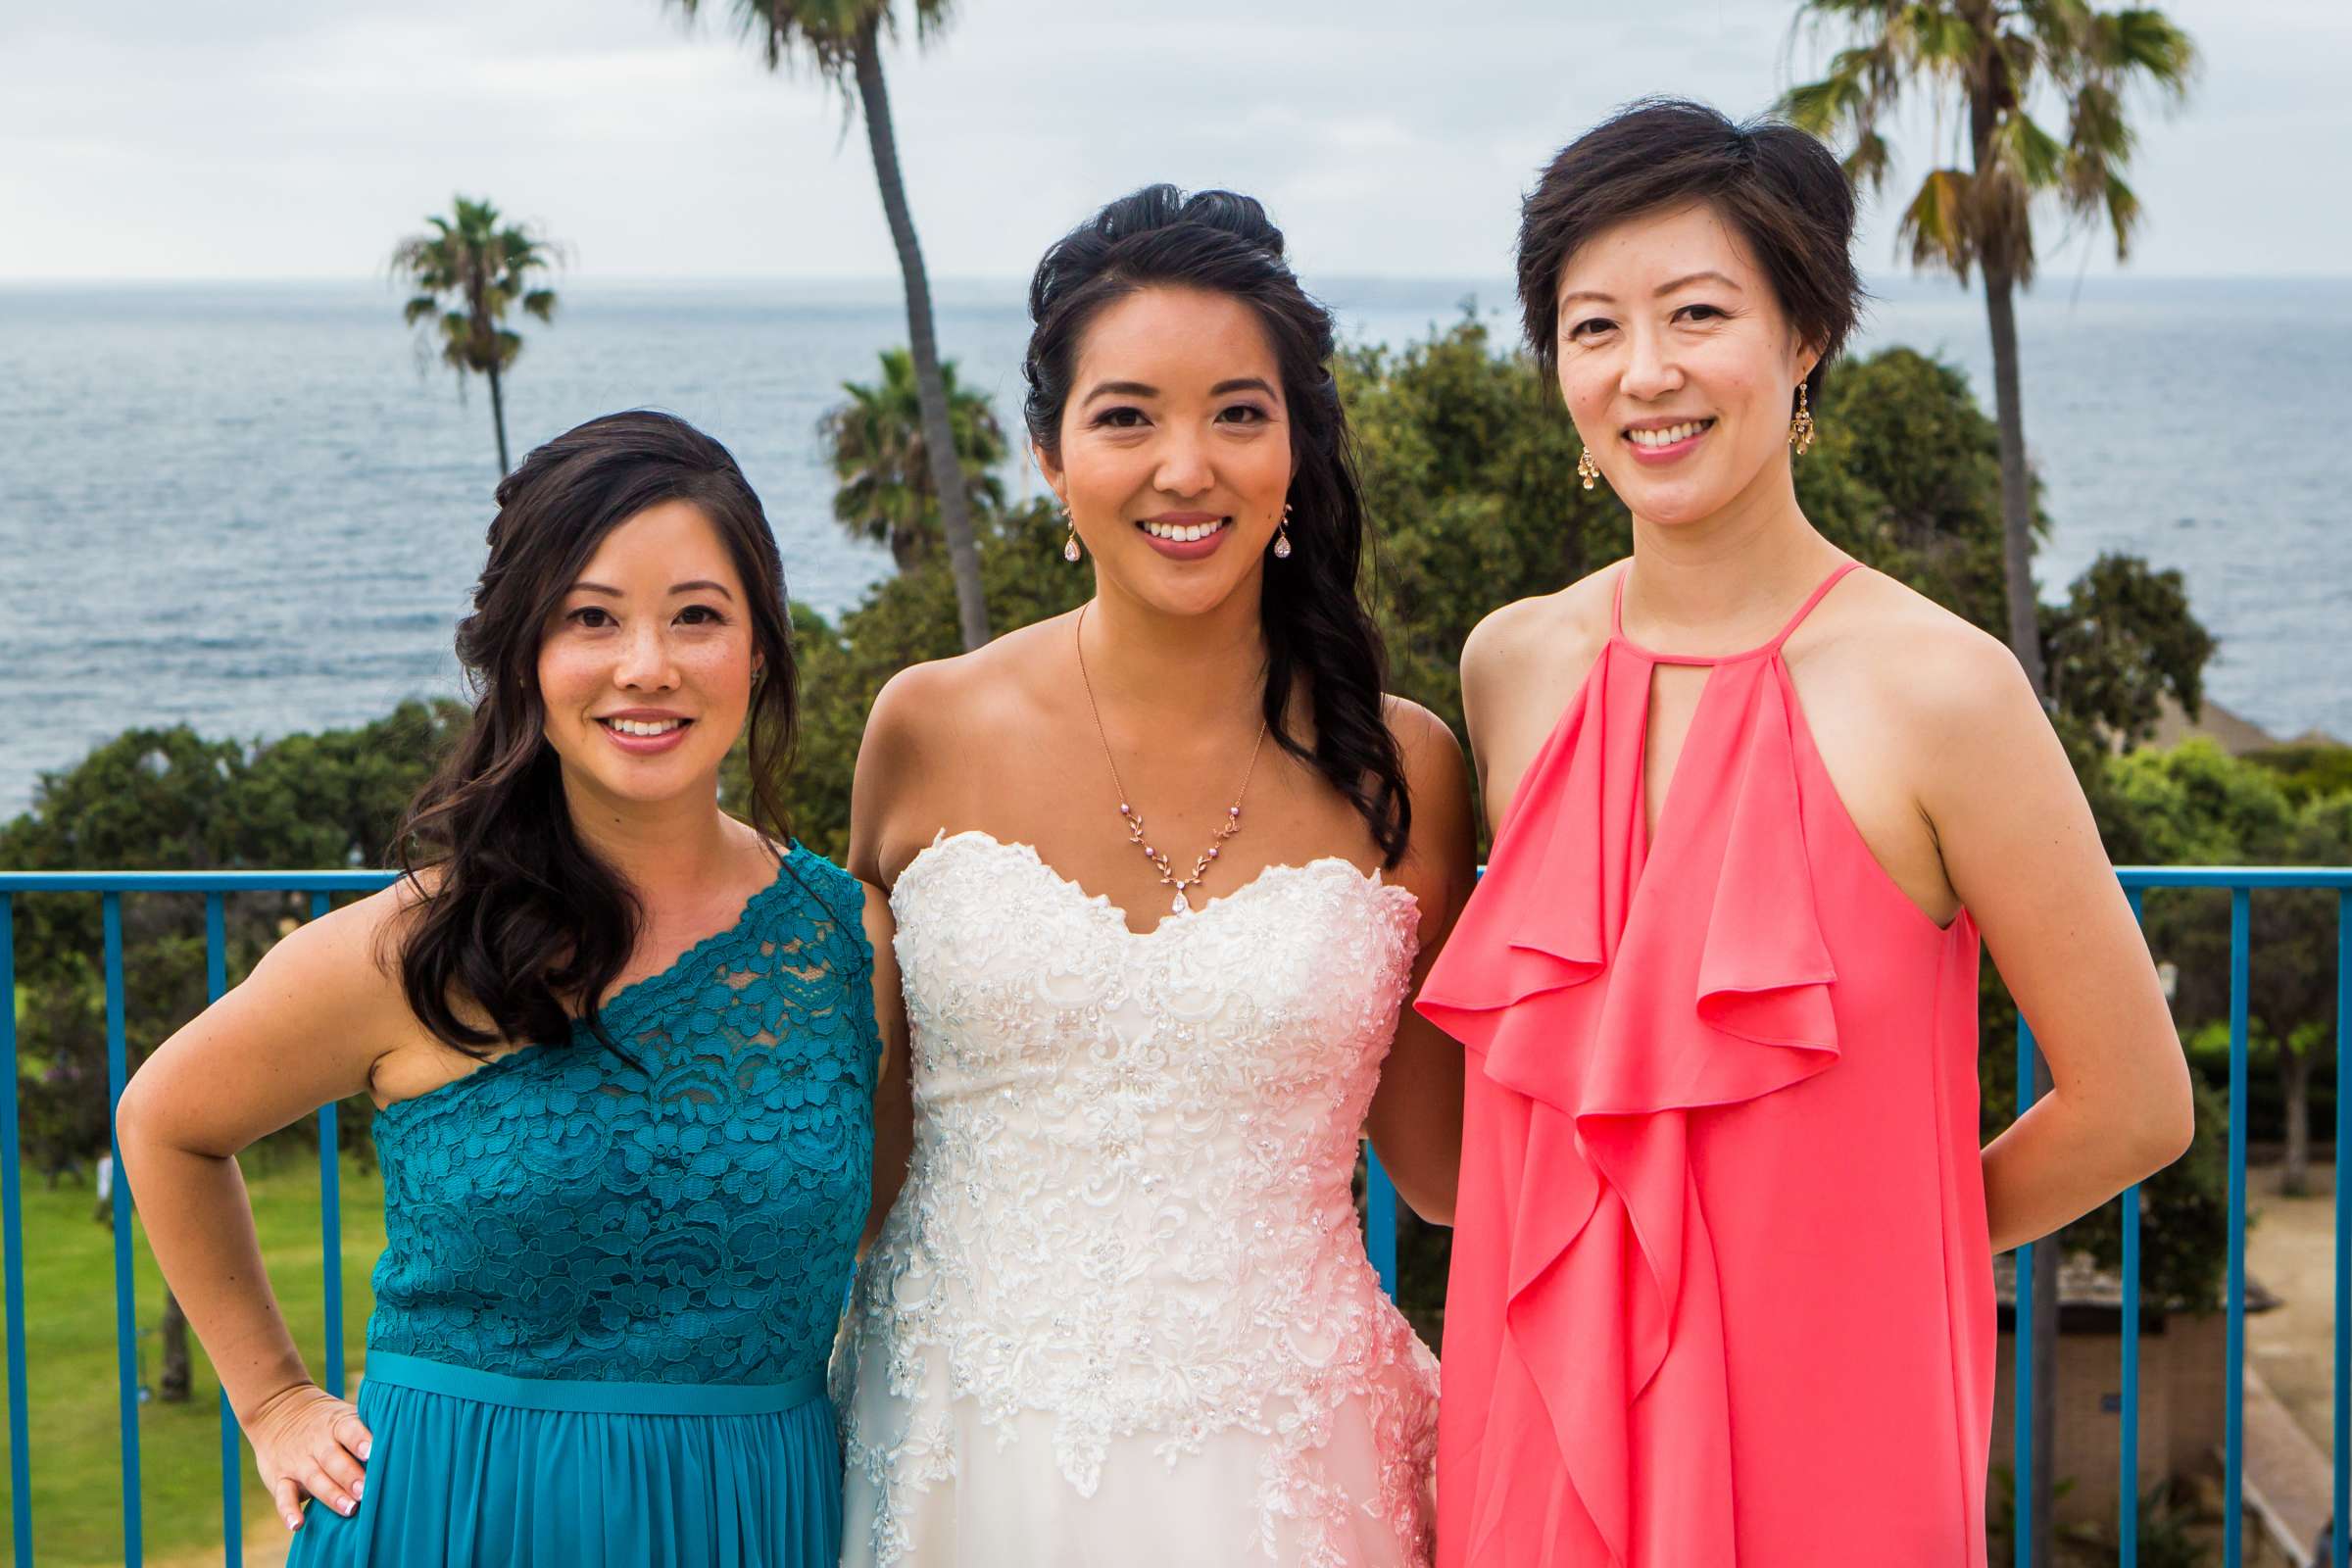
[1897,168,1978,277]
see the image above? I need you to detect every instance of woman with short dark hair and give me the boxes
[1414,99,2191,1566]
[118,411,905,1567]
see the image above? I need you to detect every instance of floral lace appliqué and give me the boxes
[834,831,1439,1566]
[368,849,878,1389]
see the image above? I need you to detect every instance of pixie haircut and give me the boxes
[1518,97,1864,411]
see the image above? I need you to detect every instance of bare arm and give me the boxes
[115,894,411,1530]
[1364,699,1480,1226]
[859,878,912,1250]
[1914,638,2195,1252]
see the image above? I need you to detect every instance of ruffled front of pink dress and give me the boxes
[1417,565,1993,1567]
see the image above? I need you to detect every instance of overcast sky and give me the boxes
[2,0,2338,283]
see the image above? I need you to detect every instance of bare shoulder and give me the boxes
[235,876,425,1036]
[864,612,1073,757]
[853,612,1076,883]
[1807,569,2038,736]
[1381,692,1466,770]
[1461,564,1617,695]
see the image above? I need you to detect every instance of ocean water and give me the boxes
[0,274,2344,818]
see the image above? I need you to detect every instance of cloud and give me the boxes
[0,0,2340,280]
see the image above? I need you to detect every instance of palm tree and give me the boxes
[390,196,563,475]
[822,347,1005,573]
[671,0,991,649]
[1784,12,2195,1560]
[1784,1,2196,700]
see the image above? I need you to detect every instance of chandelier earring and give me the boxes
[1577,449,1601,491]
[1272,501,1295,560]
[1061,505,1082,563]
[1788,383,1816,457]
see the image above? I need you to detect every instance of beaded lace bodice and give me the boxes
[835,829,1438,1565]
[367,848,879,1387]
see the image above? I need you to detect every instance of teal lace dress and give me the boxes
[287,848,878,1568]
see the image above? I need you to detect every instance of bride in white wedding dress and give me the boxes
[831,185,1476,1568]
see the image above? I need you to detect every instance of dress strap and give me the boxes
[1765,561,1863,652]
[1609,561,1632,638]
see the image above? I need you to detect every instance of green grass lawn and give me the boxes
[0,1147,382,1567]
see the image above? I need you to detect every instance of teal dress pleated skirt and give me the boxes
[287,848,878,1568]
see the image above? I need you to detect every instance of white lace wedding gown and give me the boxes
[832,829,1440,1567]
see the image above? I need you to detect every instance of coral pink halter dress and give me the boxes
[1416,563,1993,1568]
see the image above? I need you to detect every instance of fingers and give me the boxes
[301,1454,362,1520]
[332,1408,374,1463]
[270,1476,303,1533]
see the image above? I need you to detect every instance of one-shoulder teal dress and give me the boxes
[287,848,877,1567]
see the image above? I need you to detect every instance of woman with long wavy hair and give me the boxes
[829,185,1478,1566]
[119,410,906,1567]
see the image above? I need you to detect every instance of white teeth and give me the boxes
[607,718,683,737]
[1142,518,1228,543]
[1627,420,1712,449]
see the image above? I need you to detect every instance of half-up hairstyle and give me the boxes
[1023,184,1410,866]
[393,410,798,1057]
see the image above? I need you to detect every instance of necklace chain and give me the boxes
[1073,603,1269,915]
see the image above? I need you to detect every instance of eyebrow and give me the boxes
[1558,270,1743,308]
[1079,376,1280,404]
[570,579,736,600]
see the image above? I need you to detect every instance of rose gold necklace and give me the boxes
[1074,602,1269,916]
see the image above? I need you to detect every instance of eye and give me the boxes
[1092,405,1149,429]
[1216,403,1271,425]
[1567,316,1616,340]
[676,604,725,625]
[567,606,614,629]
[1676,303,1727,323]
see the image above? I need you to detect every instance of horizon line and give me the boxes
[4,270,2349,289]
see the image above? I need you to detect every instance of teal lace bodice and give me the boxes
[366,849,878,1387]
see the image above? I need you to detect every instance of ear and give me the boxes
[1030,441,1067,508]
[1793,337,1824,387]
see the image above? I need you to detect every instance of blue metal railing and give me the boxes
[1,864,2347,1563]
[0,870,391,1567]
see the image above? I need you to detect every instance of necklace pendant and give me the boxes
[1170,890,1188,915]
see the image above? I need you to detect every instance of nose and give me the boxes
[1620,321,1684,403]
[613,619,679,693]
[1152,426,1214,499]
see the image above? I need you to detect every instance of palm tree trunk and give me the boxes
[1981,265,2047,699]
[159,1289,190,1402]
[487,358,512,476]
[2282,1041,2312,1197]
[853,23,989,651]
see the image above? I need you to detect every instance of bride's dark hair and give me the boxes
[1022,184,1410,865]
[392,411,798,1056]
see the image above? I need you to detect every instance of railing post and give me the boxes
[2120,887,2146,1568]
[103,894,142,1567]
[0,896,29,1568]
[2015,1014,2037,1567]
[2225,887,2249,1568]
[206,895,241,1567]
[1365,1147,1396,1300]
[2335,889,2350,1568]
[309,893,344,1400]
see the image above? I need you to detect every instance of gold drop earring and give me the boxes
[1061,506,1081,563]
[1788,384,1815,457]
[1272,501,1295,560]
[1577,449,1601,491]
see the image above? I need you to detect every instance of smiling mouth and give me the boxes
[1626,418,1716,449]
[1138,516,1230,543]
[599,717,691,737]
